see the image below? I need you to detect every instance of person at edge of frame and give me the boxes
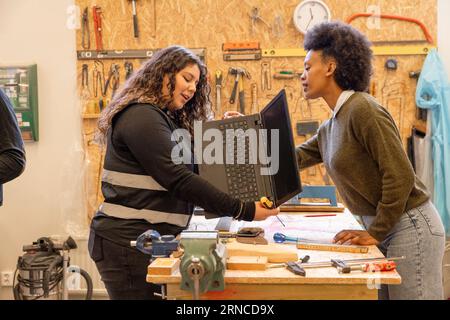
[0,88,26,207]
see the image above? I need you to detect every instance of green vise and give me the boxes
[179,231,226,299]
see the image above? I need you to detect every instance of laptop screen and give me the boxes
[260,89,302,206]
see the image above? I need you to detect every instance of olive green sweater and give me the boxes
[296,92,429,241]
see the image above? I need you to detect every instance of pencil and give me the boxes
[276,216,286,227]
[304,214,337,218]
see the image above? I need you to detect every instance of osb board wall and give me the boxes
[75,0,437,219]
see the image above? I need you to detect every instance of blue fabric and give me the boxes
[416,49,450,235]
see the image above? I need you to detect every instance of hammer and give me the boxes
[128,0,139,38]
[228,67,250,114]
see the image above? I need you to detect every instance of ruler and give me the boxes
[296,241,369,253]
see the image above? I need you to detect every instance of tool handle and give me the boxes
[239,90,245,114]
[216,87,221,116]
[133,15,139,38]
[229,79,238,104]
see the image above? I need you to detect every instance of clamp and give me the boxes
[269,255,310,277]
[130,229,179,258]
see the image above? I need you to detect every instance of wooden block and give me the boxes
[226,241,298,263]
[227,256,268,271]
[296,242,369,254]
[148,258,180,276]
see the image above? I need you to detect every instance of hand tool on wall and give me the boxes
[104,64,120,98]
[251,82,258,114]
[273,70,301,80]
[81,64,89,91]
[238,77,245,114]
[124,61,134,80]
[222,42,261,61]
[272,14,285,38]
[93,60,106,112]
[128,0,139,38]
[110,64,120,98]
[228,67,250,108]
[92,60,104,98]
[81,7,90,49]
[261,61,271,91]
[215,70,222,117]
[346,13,434,44]
[248,7,271,35]
[92,6,103,51]
[81,64,91,109]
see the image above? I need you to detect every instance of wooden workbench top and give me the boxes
[147,209,401,286]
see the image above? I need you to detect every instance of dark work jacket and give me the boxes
[0,89,25,206]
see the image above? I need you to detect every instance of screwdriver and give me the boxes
[260,196,285,227]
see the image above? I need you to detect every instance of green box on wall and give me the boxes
[0,64,39,141]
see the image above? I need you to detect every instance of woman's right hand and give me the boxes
[253,201,280,221]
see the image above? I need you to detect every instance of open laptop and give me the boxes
[198,89,302,210]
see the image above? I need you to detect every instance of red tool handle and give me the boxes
[346,13,434,44]
[363,261,397,272]
[92,6,103,51]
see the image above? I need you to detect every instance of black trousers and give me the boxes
[88,231,162,300]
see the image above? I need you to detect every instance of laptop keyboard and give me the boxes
[219,120,260,202]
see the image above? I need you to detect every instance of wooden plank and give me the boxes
[227,256,268,271]
[226,241,298,263]
[148,258,180,276]
[296,242,369,254]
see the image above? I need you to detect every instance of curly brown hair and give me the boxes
[304,21,373,92]
[97,45,211,139]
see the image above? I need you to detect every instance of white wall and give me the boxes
[0,0,86,299]
[439,0,450,75]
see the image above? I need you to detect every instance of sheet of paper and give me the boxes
[188,210,364,244]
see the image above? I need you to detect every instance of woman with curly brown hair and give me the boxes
[88,46,278,300]
[296,22,445,299]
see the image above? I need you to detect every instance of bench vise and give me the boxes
[179,231,226,300]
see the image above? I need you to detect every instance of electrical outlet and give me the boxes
[1,271,14,287]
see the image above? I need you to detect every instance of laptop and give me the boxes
[198,89,302,210]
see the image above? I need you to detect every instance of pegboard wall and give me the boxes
[75,0,437,219]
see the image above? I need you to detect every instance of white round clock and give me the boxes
[293,0,332,35]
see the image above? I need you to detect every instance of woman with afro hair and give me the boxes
[296,21,445,300]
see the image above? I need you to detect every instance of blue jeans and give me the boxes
[362,200,445,300]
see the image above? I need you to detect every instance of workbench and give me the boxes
[147,209,401,300]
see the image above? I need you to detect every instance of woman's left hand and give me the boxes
[222,111,244,119]
[333,230,379,246]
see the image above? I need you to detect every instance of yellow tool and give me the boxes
[260,197,285,227]
[260,196,274,209]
